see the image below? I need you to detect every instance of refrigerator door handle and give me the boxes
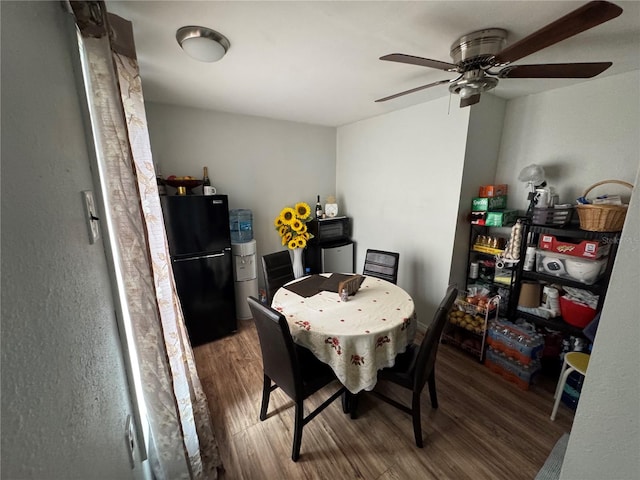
[173,252,226,262]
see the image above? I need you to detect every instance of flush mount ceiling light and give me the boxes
[176,26,230,62]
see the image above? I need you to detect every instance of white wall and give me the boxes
[144,103,336,284]
[1,2,142,478]
[336,97,470,322]
[449,94,507,289]
[560,166,640,479]
[496,71,640,211]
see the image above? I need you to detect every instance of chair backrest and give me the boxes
[262,251,295,303]
[413,286,458,391]
[363,249,400,284]
[247,296,301,400]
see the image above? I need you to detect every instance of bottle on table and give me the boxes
[315,195,323,219]
[340,288,349,302]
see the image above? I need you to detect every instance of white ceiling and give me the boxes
[106,1,640,127]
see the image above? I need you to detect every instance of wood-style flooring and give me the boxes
[194,320,574,480]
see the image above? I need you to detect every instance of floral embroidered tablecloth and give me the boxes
[272,275,417,393]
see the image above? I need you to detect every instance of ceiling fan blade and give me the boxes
[493,1,623,65]
[375,79,452,102]
[499,62,613,78]
[460,94,481,108]
[380,53,458,71]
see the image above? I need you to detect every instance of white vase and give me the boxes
[292,248,305,279]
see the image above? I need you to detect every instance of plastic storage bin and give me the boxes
[535,249,606,284]
[559,296,597,328]
[229,209,253,243]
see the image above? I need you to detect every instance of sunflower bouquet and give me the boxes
[274,202,314,249]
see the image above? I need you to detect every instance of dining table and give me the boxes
[271,273,417,394]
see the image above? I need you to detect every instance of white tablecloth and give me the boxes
[272,275,417,393]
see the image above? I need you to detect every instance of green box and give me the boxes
[485,209,519,227]
[472,196,508,211]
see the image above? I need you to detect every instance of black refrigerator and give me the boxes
[160,194,237,346]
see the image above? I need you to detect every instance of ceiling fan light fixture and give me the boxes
[176,26,230,62]
[458,86,475,99]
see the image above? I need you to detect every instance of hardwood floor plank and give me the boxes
[194,320,574,479]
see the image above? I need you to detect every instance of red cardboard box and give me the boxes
[479,184,508,197]
[538,234,610,259]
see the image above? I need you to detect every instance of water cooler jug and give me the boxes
[231,239,258,320]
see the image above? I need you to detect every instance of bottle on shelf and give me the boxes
[315,195,323,219]
[202,166,212,195]
[156,172,167,196]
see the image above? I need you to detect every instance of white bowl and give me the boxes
[565,258,603,284]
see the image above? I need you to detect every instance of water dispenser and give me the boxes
[229,209,253,243]
[231,239,258,320]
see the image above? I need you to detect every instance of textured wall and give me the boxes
[145,102,337,285]
[1,2,140,478]
[337,96,470,322]
[560,167,640,479]
[495,70,639,211]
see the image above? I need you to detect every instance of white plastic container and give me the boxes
[535,249,606,285]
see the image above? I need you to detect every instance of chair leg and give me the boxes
[350,392,359,419]
[341,390,350,414]
[412,391,424,448]
[551,365,575,421]
[427,369,438,409]
[292,401,304,462]
[554,356,569,400]
[259,374,271,421]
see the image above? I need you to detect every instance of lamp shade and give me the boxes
[176,26,230,62]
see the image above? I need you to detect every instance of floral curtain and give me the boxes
[69,2,222,478]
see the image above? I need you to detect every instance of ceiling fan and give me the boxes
[376,1,623,108]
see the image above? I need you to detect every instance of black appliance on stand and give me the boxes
[305,216,354,274]
[160,194,237,346]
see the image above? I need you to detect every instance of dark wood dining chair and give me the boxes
[362,249,400,284]
[369,285,458,447]
[262,251,295,303]
[246,296,346,461]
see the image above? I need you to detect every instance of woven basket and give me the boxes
[576,180,633,232]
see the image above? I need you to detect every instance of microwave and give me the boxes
[308,216,351,244]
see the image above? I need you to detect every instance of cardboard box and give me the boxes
[485,209,518,227]
[472,196,508,211]
[479,184,508,197]
[470,211,487,225]
[538,234,610,259]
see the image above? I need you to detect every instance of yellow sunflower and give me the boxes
[295,202,311,219]
[273,201,315,250]
[279,207,296,225]
[291,219,303,232]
